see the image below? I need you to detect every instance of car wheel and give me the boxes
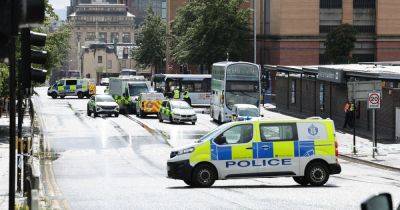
[94,112,98,118]
[114,113,119,117]
[191,164,216,188]
[192,121,196,125]
[305,162,329,186]
[87,106,91,116]
[217,114,222,124]
[51,92,57,99]
[77,92,84,99]
[293,176,309,186]
[158,114,163,122]
[169,116,174,124]
[183,179,194,187]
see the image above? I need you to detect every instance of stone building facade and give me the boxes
[67,3,135,72]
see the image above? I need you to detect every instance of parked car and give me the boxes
[100,78,109,86]
[231,104,262,121]
[158,100,197,124]
[87,94,119,117]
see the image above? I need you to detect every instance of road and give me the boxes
[32,87,400,210]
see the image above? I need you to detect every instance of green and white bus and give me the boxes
[210,61,261,123]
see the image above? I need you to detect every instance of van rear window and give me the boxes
[259,123,298,142]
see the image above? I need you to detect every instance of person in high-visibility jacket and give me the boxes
[173,88,180,99]
[183,90,191,106]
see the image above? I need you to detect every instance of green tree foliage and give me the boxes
[0,63,9,97]
[325,24,357,64]
[171,0,251,71]
[132,8,166,72]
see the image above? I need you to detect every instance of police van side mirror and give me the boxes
[361,193,393,210]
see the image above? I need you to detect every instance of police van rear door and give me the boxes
[256,123,299,176]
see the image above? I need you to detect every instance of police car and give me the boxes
[158,100,197,124]
[167,117,341,187]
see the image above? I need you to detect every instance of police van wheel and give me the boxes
[77,92,84,99]
[158,114,163,122]
[192,164,216,188]
[60,95,65,99]
[51,92,57,99]
[305,163,329,186]
[293,176,309,186]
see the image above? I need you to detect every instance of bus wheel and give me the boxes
[192,164,216,188]
[305,162,329,186]
[77,92,84,99]
[51,92,57,99]
[293,176,309,186]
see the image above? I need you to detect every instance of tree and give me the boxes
[171,0,251,72]
[132,8,166,73]
[325,24,357,64]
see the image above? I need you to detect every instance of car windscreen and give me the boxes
[96,95,115,102]
[171,101,192,109]
[238,108,259,117]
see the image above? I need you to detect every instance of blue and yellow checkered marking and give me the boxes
[211,140,322,161]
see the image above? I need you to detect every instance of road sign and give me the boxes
[368,92,381,109]
[347,80,382,101]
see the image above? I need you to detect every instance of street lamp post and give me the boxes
[253,0,256,64]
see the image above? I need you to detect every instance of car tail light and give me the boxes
[335,140,339,157]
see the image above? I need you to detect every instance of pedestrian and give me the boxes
[342,100,352,129]
[183,89,191,106]
[173,88,180,100]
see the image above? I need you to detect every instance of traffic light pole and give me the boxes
[8,36,16,210]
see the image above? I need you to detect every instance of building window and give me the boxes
[122,32,131,43]
[354,25,376,33]
[98,56,102,63]
[161,0,167,20]
[107,60,112,69]
[86,32,96,41]
[319,83,325,110]
[320,0,342,9]
[352,54,376,62]
[123,47,129,59]
[98,32,107,43]
[290,80,296,104]
[111,32,119,43]
[353,0,376,9]
[319,25,339,34]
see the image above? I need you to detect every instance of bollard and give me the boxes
[30,189,39,210]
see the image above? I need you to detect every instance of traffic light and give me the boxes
[21,29,48,92]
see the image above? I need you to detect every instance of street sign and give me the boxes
[318,67,345,83]
[368,92,381,109]
[347,80,382,101]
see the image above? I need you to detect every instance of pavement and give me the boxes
[261,104,400,171]
[0,117,9,210]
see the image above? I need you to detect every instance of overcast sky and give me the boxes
[49,0,70,10]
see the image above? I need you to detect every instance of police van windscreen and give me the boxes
[129,83,149,96]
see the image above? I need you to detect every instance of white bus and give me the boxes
[151,74,211,106]
[210,61,261,123]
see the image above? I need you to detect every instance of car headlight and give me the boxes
[172,112,180,117]
[114,106,119,111]
[176,147,195,156]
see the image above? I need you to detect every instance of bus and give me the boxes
[210,61,261,123]
[120,69,137,77]
[151,74,211,106]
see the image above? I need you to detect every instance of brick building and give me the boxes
[268,63,400,141]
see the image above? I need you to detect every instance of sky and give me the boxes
[49,0,70,20]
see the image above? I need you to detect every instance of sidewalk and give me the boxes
[262,105,400,170]
[0,117,10,210]
[0,115,33,209]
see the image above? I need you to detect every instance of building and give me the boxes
[258,0,400,67]
[125,0,167,26]
[166,0,400,71]
[67,3,135,72]
[67,0,124,16]
[267,63,400,141]
[80,43,142,83]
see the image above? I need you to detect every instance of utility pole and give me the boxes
[253,0,257,64]
[8,35,16,210]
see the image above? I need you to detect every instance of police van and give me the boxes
[167,117,341,187]
[48,78,96,99]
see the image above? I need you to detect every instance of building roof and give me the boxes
[270,63,400,81]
